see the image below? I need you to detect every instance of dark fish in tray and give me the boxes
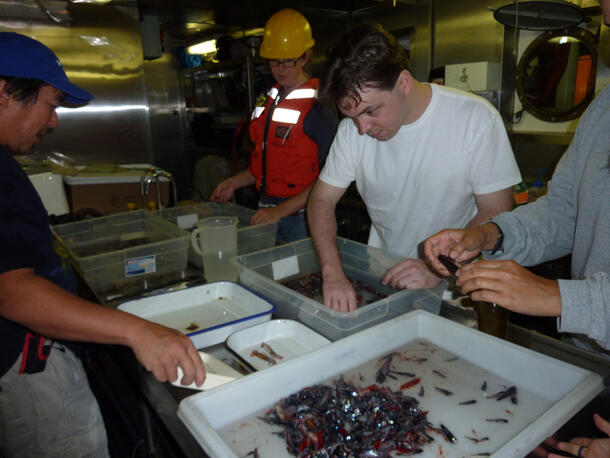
[260,378,457,457]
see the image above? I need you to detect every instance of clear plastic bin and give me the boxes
[232,237,445,341]
[156,202,278,268]
[53,210,189,293]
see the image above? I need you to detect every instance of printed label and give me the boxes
[125,255,156,277]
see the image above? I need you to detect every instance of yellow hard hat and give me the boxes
[259,9,315,59]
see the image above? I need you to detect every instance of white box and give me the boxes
[118,282,274,349]
[178,310,603,458]
[445,61,502,92]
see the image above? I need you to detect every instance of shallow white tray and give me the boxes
[118,282,274,349]
[172,351,243,391]
[178,310,604,458]
[226,319,331,370]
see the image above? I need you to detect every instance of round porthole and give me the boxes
[515,27,597,122]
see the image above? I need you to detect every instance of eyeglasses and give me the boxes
[269,57,301,68]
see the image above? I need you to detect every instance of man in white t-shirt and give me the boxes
[307,23,521,312]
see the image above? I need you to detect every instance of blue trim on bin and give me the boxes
[186,282,276,337]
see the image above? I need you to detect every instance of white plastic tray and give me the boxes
[226,319,331,370]
[172,351,243,391]
[178,310,604,458]
[118,282,274,349]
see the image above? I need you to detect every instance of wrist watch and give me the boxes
[487,221,504,255]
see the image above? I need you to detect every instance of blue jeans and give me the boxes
[277,211,309,243]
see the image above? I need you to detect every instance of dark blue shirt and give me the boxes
[0,146,69,376]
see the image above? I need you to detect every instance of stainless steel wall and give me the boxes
[0,0,154,164]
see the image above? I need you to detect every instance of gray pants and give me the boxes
[0,343,110,458]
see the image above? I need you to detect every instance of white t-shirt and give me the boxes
[319,84,522,259]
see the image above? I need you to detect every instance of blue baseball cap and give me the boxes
[0,32,93,103]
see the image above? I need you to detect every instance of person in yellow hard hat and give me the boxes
[211,8,338,243]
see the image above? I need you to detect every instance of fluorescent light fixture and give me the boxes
[187,39,217,55]
[69,0,113,4]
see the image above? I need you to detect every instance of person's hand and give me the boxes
[457,259,561,316]
[424,226,488,275]
[210,178,235,202]
[382,258,443,290]
[322,273,357,313]
[250,207,282,225]
[548,414,610,458]
[129,321,206,387]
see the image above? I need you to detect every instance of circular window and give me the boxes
[515,28,597,122]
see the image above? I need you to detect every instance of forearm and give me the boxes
[272,183,313,218]
[558,273,610,350]
[0,269,147,347]
[307,190,344,280]
[229,170,257,190]
[466,187,513,229]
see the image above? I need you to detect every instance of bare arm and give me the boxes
[210,170,256,202]
[0,269,206,386]
[250,182,315,225]
[466,187,513,228]
[307,179,356,312]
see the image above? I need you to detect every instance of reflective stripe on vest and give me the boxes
[285,88,317,100]
[251,106,265,120]
[271,107,300,124]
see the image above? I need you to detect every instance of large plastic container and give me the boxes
[156,202,278,269]
[53,210,189,293]
[232,237,444,341]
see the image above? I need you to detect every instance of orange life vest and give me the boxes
[249,79,319,198]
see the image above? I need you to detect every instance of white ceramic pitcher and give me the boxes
[191,216,238,282]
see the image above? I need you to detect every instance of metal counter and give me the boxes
[82,274,609,458]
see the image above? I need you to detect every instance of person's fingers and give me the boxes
[593,413,610,436]
[556,439,591,456]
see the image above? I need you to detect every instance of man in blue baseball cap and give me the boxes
[0,33,206,457]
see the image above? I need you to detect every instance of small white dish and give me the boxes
[226,319,331,370]
[172,351,243,390]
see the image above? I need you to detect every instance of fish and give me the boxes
[488,385,518,404]
[466,436,489,443]
[485,418,508,423]
[458,400,477,405]
[250,349,277,366]
[260,378,453,456]
[261,342,283,360]
[435,387,453,396]
[400,377,421,390]
[432,369,446,378]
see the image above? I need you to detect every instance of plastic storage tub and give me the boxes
[53,210,189,293]
[156,202,278,268]
[232,237,444,341]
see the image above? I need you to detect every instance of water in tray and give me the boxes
[218,340,554,457]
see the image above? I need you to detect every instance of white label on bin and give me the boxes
[177,213,198,229]
[125,255,156,277]
[272,255,299,281]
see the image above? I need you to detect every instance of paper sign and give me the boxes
[272,255,299,281]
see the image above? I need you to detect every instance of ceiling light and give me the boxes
[187,39,217,55]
